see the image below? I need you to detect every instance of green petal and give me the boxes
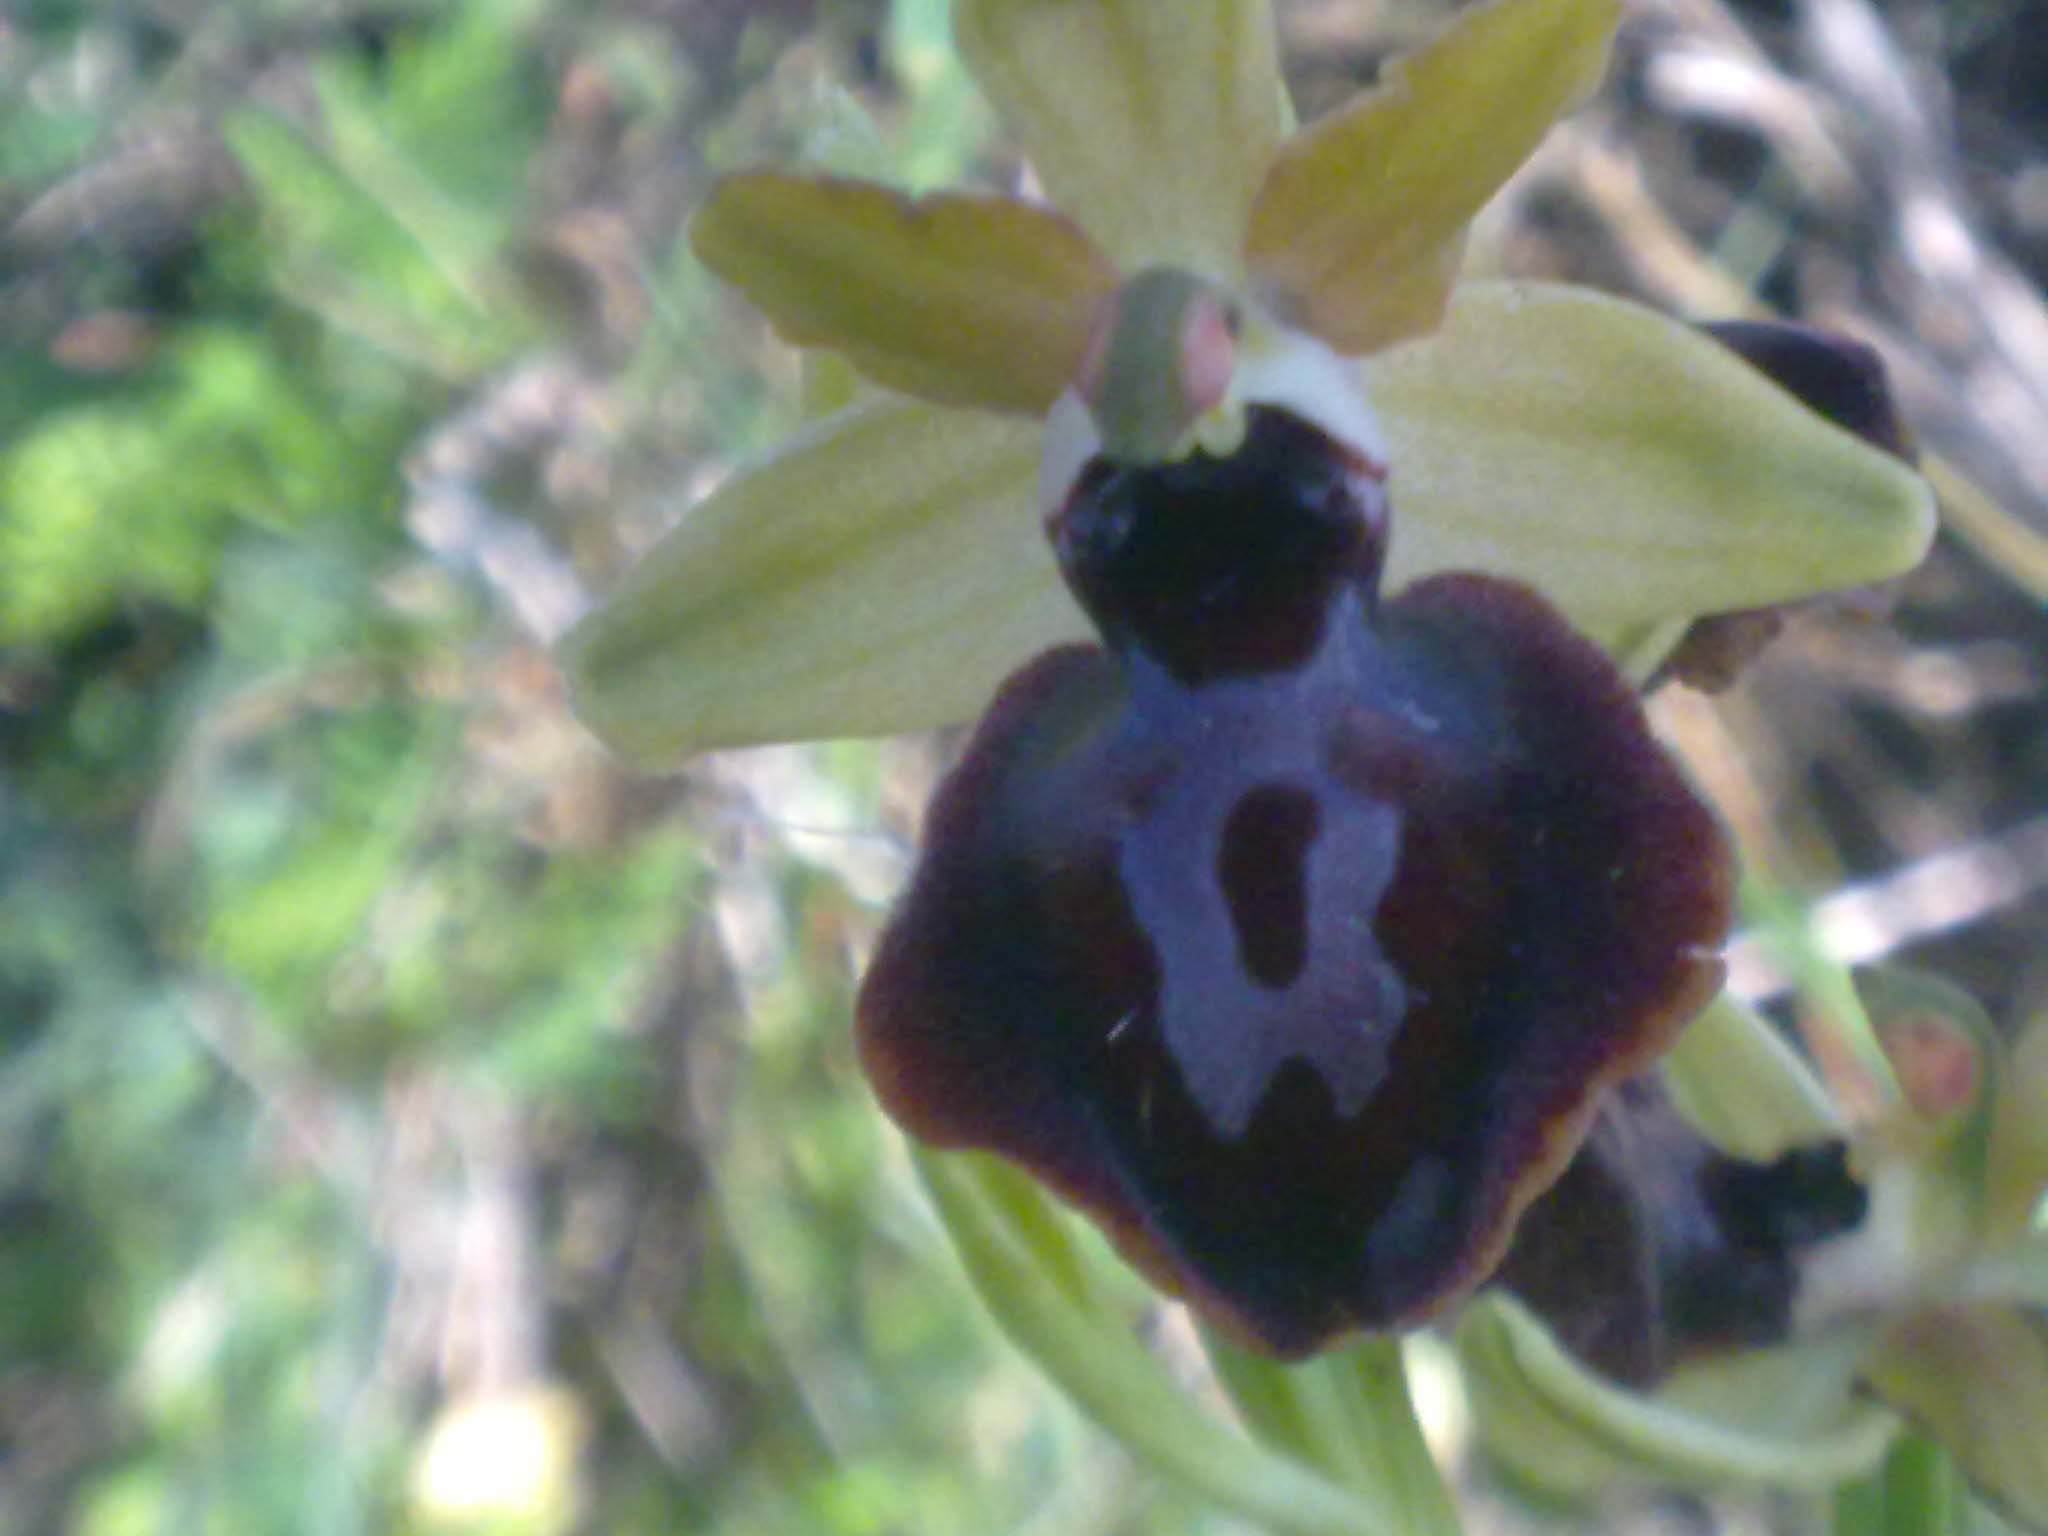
[558,400,1084,761]
[1247,0,1620,352]
[1364,283,1938,632]
[1866,1304,2048,1530]
[691,172,1114,414]
[952,0,1288,277]
[1660,993,1842,1162]
[1457,1294,1897,1500]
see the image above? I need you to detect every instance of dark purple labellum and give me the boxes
[858,407,1735,1355]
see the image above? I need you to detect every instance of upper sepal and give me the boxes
[952,0,1288,277]
[1246,0,1621,352]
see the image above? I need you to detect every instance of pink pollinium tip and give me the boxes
[1175,290,1238,421]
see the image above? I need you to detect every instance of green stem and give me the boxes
[1660,991,1841,1160]
[1328,1337,1463,1536]
[918,1150,1385,1536]
[1833,1466,1885,1536]
[1741,876,1902,1110]
[1202,1328,1383,1493]
[1203,1328,1461,1535]
[1884,1436,1966,1536]
[1834,1434,1967,1536]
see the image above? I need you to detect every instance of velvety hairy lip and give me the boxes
[858,407,1735,1356]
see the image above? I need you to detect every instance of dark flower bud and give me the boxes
[1656,321,1917,693]
[1698,322,1914,467]
[1493,1076,1868,1388]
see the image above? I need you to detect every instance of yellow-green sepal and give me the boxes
[1246,0,1621,352]
[558,399,1084,761]
[952,0,1288,278]
[690,171,1113,414]
[1365,283,1938,636]
[1456,1293,1898,1500]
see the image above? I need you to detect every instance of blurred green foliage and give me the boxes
[0,1,1219,1531]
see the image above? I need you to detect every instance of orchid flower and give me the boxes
[561,0,1932,760]
[1463,973,2048,1530]
[559,0,1937,1361]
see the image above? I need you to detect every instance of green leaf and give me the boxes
[0,411,219,641]
[223,0,545,375]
